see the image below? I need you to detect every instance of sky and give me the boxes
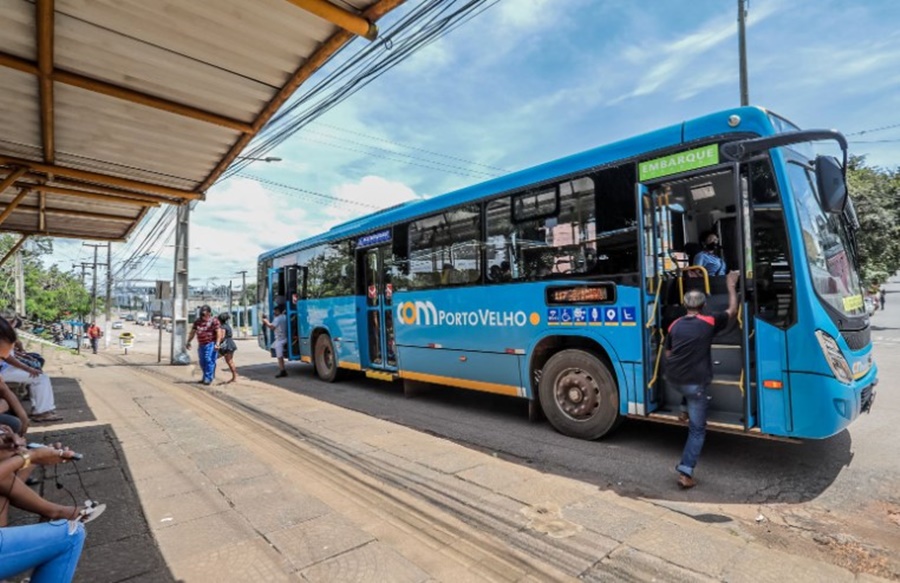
[50,0,900,291]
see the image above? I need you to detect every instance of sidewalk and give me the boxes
[15,345,894,582]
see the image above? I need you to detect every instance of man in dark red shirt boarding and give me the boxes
[665,270,739,489]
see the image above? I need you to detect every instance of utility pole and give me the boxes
[105,241,113,348]
[227,280,233,316]
[83,243,105,324]
[13,249,25,318]
[73,262,93,355]
[738,0,749,106]
[171,204,191,364]
[236,270,248,337]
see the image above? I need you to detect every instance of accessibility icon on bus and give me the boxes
[621,306,637,326]
[560,308,573,325]
[604,307,620,326]
[588,307,602,326]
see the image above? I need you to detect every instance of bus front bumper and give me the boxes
[788,364,877,439]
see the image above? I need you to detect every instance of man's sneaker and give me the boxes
[677,473,696,489]
[275,370,288,378]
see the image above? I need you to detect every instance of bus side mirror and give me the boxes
[815,155,847,213]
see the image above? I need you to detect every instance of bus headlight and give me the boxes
[815,330,852,384]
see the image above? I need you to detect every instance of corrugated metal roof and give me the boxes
[0,0,404,242]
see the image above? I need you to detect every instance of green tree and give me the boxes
[847,156,900,287]
[0,234,90,323]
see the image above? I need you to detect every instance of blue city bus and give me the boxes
[258,106,877,440]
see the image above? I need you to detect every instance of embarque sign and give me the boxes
[639,144,719,181]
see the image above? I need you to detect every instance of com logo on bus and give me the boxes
[396,301,541,327]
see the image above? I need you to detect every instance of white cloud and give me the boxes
[324,175,421,221]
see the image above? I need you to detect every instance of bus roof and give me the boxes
[260,106,778,261]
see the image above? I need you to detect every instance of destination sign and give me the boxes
[357,229,391,248]
[545,283,616,305]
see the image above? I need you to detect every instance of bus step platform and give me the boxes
[365,369,398,382]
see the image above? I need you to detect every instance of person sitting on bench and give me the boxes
[0,355,60,423]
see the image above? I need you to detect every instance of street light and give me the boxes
[236,155,282,163]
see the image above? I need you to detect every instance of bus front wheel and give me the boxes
[538,349,620,440]
[314,334,339,382]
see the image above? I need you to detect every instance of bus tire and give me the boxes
[538,349,620,440]
[314,334,339,382]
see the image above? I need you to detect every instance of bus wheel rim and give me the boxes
[553,367,600,421]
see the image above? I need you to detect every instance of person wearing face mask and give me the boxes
[692,231,726,276]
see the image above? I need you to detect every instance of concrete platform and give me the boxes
[3,343,891,583]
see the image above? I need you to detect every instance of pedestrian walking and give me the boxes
[216,313,238,384]
[261,305,288,378]
[185,306,222,385]
[665,270,739,489]
[86,322,102,354]
[880,287,886,310]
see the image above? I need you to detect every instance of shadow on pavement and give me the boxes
[236,361,853,506]
[8,381,178,583]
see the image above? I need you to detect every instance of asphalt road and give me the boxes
[120,285,900,574]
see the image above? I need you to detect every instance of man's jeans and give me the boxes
[673,383,710,477]
[197,342,217,383]
[0,520,86,583]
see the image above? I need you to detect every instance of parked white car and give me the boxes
[865,296,876,316]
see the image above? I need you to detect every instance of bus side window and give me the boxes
[591,163,638,277]
[407,206,481,289]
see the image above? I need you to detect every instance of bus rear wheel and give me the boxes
[314,334,339,382]
[538,349,620,440]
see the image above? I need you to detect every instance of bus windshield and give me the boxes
[786,159,865,318]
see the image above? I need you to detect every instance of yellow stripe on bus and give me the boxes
[339,361,362,370]
[399,371,519,397]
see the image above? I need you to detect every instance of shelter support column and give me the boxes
[171,203,191,364]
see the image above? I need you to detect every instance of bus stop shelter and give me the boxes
[0,0,403,358]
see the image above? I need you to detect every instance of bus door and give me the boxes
[266,267,284,351]
[360,246,397,371]
[283,265,301,360]
[267,265,301,360]
[638,183,676,414]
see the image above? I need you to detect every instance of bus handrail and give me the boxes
[677,266,710,302]
[646,275,662,329]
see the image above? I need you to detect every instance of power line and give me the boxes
[846,122,900,137]
[236,174,380,209]
[294,134,498,179]
[849,138,900,144]
[224,0,501,182]
[308,122,509,173]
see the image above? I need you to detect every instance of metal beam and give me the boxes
[0,51,253,134]
[0,168,28,195]
[0,234,28,269]
[0,187,32,226]
[0,175,163,207]
[199,0,405,192]
[12,203,137,222]
[36,0,55,164]
[38,191,46,231]
[0,155,202,200]
[30,183,162,206]
[285,0,377,40]
[48,179,166,205]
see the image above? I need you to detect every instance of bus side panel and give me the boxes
[306,297,360,367]
[398,347,524,396]
[755,318,791,435]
